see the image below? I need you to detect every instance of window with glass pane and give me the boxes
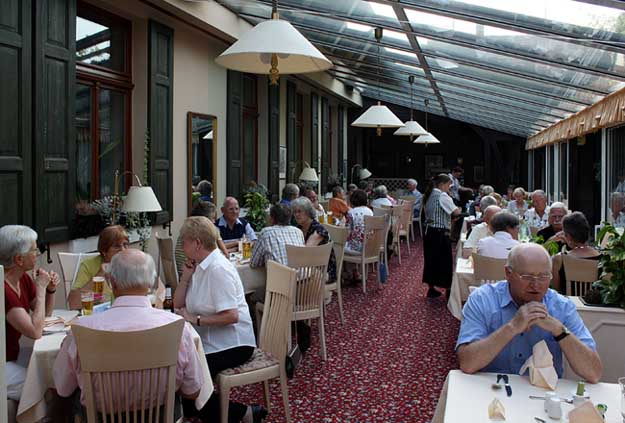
[98,89,126,196]
[606,125,625,227]
[548,145,556,202]
[75,84,92,201]
[76,3,129,73]
[559,142,568,205]
[533,147,545,191]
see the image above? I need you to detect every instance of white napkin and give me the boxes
[568,400,603,423]
[488,398,506,421]
[518,340,558,390]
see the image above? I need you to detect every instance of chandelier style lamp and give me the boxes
[215,1,332,85]
[394,76,428,141]
[413,99,440,147]
[351,27,404,136]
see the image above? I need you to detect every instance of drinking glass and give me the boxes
[92,276,105,296]
[242,240,252,259]
[81,291,94,316]
[318,213,326,224]
[618,377,625,422]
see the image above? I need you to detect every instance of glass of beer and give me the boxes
[327,212,334,225]
[92,276,105,296]
[81,291,94,316]
[318,213,326,224]
[242,240,252,260]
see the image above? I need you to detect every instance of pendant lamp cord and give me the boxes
[424,99,429,132]
[409,76,414,121]
[374,27,383,101]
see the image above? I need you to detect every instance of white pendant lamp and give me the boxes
[215,3,332,85]
[394,75,428,140]
[412,99,440,148]
[351,27,403,136]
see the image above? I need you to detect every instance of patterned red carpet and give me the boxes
[234,239,460,422]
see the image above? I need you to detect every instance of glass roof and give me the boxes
[219,0,625,137]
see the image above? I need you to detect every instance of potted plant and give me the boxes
[584,224,625,309]
[243,191,269,232]
[90,195,152,250]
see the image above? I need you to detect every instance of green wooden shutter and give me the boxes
[0,0,32,228]
[34,0,76,243]
[338,105,345,184]
[321,97,330,190]
[227,70,242,197]
[268,83,280,201]
[311,93,319,171]
[286,80,298,183]
[148,20,173,225]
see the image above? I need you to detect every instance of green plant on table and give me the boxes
[530,234,561,256]
[593,223,625,309]
[243,191,269,232]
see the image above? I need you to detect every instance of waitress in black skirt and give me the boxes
[422,174,461,298]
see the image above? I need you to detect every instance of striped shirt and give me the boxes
[425,188,456,230]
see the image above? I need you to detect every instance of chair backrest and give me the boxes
[72,319,184,423]
[399,202,413,231]
[57,252,100,300]
[599,231,614,249]
[562,254,600,297]
[362,215,387,259]
[259,261,297,361]
[388,206,403,240]
[472,253,507,284]
[399,195,415,203]
[155,233,179,290]
[323,224,349,280]
[286,243,333,313]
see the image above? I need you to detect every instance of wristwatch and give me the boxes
[554,326,570,342]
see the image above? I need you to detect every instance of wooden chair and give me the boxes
[322,224,349,323]
[398,202,414,254]
[372,206,392,274]
[399,196,418,241]
[562,255,600,297]
[72,319,185,423]
[155,233,179,290]
[57,252,100,306]
[286,243,333,361]
[344,215,386,294]
[219,261,296,423]
[472,253,507,285]
[387,206,404,265]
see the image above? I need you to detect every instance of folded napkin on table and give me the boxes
[518,340,558,390]
[568,400,603,423]
[488,398,506,421]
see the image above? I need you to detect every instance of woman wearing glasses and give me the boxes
[1,225,59,401]
[67,225,129,309]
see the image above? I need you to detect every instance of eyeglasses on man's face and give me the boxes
[512,271,552,283]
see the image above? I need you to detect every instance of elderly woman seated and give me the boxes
[506,187,528,217]
[68,225,129,309]
[551,212,601,294]
[173,216,265,422]
[1,225,59,401]
[370,185,393,208]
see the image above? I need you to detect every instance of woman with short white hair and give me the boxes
[173,216,264,422]
[507,187,528,217]
[1,225,59,401]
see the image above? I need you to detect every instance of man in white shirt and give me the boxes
[463,205,501,258]
[524,190,550,228]
[448,166,463,203]
[477,212,520,259]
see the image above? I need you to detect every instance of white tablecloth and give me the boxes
[432,370,622,423]
[16,311,213,423]
[236,263,267,296]
[447,258,475,320]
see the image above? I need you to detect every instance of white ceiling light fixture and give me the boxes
[351,27,404,136]
[394,75,428,141]
[215,1,332,86]
[413,99,441,147]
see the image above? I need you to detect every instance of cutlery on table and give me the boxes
[496,374,512,397]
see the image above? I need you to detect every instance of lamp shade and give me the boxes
[359,168,372,179]
[299,166,319,182]
[394,120,428,137]
[215,19,332,75]
[122,186,162,213]
[351,102,404,128]
[413,133,441,144]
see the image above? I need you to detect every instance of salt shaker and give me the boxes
[546,397,562,420]
[544,392,557,412]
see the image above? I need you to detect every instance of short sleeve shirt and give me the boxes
[5,274,37,361]
[217,216,257,241]
[185,250,256,353]
[439,191,458,215]
[456,281,596,377]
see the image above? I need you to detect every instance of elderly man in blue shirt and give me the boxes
[456,243,602,383]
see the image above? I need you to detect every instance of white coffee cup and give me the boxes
[546,397,562,420]
[544,392,557,412]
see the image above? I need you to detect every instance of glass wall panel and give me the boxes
[559,142,568,206]
[606,125,625,227]
[98,89,126,197]
[533,147,545,191]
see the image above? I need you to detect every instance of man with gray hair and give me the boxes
[280,183,300,206]
[537,202,568,248]
[463,205,501,257]
[477,211,520,259]
[54,249,205,409]
[250,204,304,268]
[524,190,550,228]
[457,243,602,382]
[405,178,423,218]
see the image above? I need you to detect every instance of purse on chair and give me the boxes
[285,344,301,379]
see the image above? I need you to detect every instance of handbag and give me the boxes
[285,344,301,379]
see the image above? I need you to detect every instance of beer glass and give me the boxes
[92,276,105,297]
[242,240,252,259]
[81,291,94,316]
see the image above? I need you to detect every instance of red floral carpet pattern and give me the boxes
[233,240,460,422]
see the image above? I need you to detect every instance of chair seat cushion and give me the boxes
[219,348,279,376]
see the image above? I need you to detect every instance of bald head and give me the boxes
[506,243,551,275]
[482,205,501,224]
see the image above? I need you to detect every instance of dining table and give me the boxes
[16,309,213,423]
[431,369,623,423]
[447,257,476,320]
